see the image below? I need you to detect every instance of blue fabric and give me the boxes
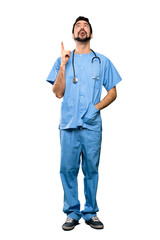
[46,51,122,131]
[59,128,102,221]
[46,51,122,221]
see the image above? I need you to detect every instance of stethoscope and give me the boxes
[72,49,101,83]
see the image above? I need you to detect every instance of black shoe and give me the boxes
[62,218,79,231]
[85,216,104,229]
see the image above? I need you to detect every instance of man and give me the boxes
[46,16,122,230]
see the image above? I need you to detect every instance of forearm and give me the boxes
[52,65,65,98]
[95,88,117,110]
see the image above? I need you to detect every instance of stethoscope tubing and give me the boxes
[72,49,101,83]
[72,49,101,104]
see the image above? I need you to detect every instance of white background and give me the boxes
[0,0,160,239]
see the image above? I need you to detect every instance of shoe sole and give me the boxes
[62,223,79,231]
[62,226,75,231]
[85,222,104,229]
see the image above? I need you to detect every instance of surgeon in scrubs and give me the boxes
[46,16,122,230]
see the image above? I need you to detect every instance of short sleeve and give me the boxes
[103,58,122,91]
[46,57,61,85]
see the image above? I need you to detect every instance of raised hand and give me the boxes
[61,42,71,67]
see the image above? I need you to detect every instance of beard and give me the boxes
[74,35,91,42]
[74,30,92,42]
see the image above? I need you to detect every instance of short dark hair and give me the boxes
[72,16,93,34]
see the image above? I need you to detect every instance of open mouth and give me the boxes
[79,30,86,36]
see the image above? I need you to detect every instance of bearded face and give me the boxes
[73,21,92,42]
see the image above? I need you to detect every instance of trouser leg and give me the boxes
[59,129,82,221]
[81,129,102,221]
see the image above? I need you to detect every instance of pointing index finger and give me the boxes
[61,41,64,51]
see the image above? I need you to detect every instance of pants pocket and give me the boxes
[82,102,100,125]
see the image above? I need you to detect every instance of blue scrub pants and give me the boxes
[59,128,102,221]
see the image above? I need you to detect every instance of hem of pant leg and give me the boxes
[81,213,97,221]
[67,212,82,221]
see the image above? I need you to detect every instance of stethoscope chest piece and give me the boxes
[72,77,78,83]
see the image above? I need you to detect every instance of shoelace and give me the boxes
[66,218,73,223]
[92,216,100,222]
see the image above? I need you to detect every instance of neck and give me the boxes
[75,41,91,54]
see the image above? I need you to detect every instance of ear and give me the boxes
[72,33,74,39]
[91,33,93,39]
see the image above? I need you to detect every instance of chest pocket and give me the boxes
[93,78,101,89]
[92,59,101,89]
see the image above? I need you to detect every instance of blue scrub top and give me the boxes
[46,51,122,131]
